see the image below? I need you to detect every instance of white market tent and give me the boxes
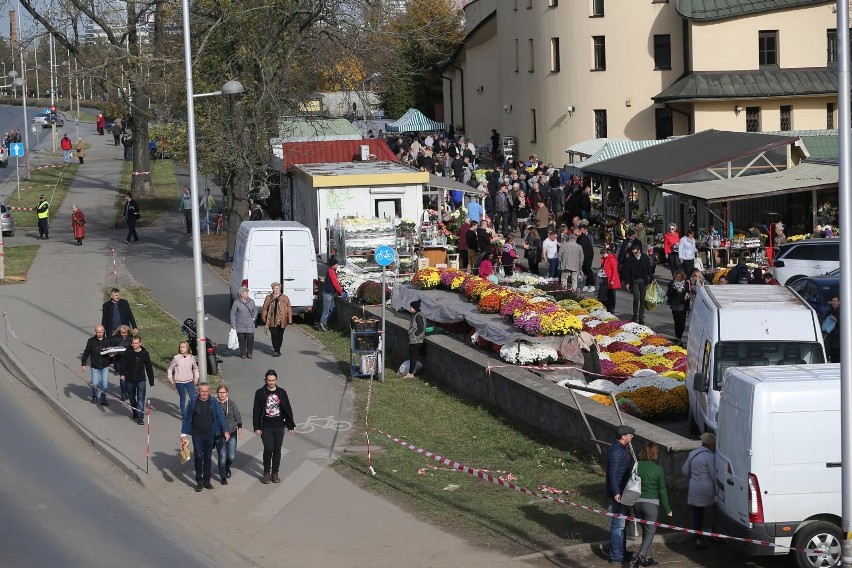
[385,108,446,133]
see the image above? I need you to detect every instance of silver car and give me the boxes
[1,204,14,237]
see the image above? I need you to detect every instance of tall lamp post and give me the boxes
[9,70,31,180]
[182,0,243,379]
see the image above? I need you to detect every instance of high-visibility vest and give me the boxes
[36,201,49,219]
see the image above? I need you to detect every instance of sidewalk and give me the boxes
[0,124,530,567]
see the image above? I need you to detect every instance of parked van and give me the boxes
[230,221,318,315]
[686,286,825,434]
[716,364,841,568]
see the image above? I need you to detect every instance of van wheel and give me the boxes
[688,409,700,435]
[785,275,807,286]
[793,521,842,568]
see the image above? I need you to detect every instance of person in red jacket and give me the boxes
[319,256,344,331]
[663,223,681,277]
[96,113,106,135]
[600,245,621,314]
[60,133,73,163]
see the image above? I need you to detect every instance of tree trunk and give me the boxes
[128,72,152,195]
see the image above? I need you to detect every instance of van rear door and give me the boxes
[716,376,753,527]
[247,229,281,302]
[281,229,313,308]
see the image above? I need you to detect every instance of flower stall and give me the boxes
[330,217,397,270]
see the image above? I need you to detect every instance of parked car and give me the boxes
[1,204,15,237]
[31,108,64,128]
[772,239,839,286]
[788,274,839,317]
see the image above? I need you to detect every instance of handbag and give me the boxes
[822,316,837,335]
[620,462,642,506]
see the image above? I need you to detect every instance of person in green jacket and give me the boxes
[633,442,672,567]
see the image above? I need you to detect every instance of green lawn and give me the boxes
[0,244,39,283]
[114,159,179,227]
[8,163,79,226]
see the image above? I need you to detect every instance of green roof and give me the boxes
[654,67,837,102]
[676,0,832,21]
[275,117,362,142]
[799,135,839,159]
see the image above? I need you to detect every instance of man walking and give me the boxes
[123,192,140,244]
[252,370,295,484]
[111,121,122,145]
[542,230,560,279]
[606,425,636,565]
[624,244,655,324]
[121,336,155,425]
[101,287,138,336]
[181,382,229,492]
[558,232,584,290]
[81,325,112,406]
[36,194,49,240]
[180,185,193,235]
[577,220,596,291]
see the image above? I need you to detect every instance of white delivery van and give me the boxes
[230,221,318,315]
[686,286,825,434]
[716,364,841,568]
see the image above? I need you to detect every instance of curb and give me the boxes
[0,341,147,488]
[512,531,692,561]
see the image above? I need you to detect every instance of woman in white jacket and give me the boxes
[677,229,698,277]
[682,432,716,548]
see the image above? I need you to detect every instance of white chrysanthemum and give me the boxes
[640,345,670,356]
[499,343,559,365]
[586,378,618,393]
[598,352,611,361]
[614,376,683,393]
[612,332,640,344]
[596,335,615,347]
[584,319,603,328]
[621,322,654,337]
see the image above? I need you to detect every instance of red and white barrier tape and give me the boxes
[6,205,37,211]
[131,171,150,176]
[377,430,803,553]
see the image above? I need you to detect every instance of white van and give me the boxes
[686,286,825,434]
[230,221,318,315]
[716,364,841,568]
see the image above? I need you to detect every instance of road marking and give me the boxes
[245,459,325,523]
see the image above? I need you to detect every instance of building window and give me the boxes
[526,0,532,8]
[594,109,607,138]
[528,38,535,73]
[758,31,778,66]
[550,38,561,72]
[514,39,519,72]
[655,108,673,139]
[746,106,761,132]
[653,34,671,70]
[592,36,606,70]
[827,102,835,129]
[548,0,558,6]
[530,109,537,143]
[780,105,792,131]
[592,0,604,16]
[828,29,837,63]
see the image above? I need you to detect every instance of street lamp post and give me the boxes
[9,71,30,184]
[181,0,244,379]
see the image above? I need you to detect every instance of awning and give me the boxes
[427,174,487,195]
[660,162,837,204]
[386,108,446,133]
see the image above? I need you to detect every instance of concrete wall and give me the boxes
[335,298,697,486]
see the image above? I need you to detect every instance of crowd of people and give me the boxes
[80,285,299,492]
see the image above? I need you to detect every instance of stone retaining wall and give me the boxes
[335,298,697,486]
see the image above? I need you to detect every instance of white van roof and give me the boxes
[733,363,840,384]
[703,285,811,310]
[727,364,840,413]
[238,220,309,231]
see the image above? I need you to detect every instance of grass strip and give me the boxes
[0,244,39,283]
[115,159,180,228]
[9,163,78,226]
[295,321,619,554]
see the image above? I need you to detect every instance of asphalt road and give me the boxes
[0,362,246,568]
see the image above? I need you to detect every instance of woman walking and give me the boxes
[667,270,690,346]
[404,299,426,379]
[252,369,295,484]
[166,340,199,417]
[71,204,85,246]
[634,442,672,567]
[230,286,258,359]
[215,384,243,485]
[76,137,85,164]
[523,226,541,276]
[260,282,292,357]
[682,433,717,548]
[600,245,621,314]
[110,325,133,401]
[663,224,680,277]
[677,229,698,277]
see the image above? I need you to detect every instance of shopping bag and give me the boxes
[620,463,642,506]
[645,281,665,310]
[180,439,191,464]
[227,328,239,350]
[822,316,837,335]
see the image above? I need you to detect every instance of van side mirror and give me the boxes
[692,372,708,393]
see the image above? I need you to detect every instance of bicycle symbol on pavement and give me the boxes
[295,415,353,434]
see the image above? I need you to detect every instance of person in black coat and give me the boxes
[102,287,138,336]
[824,295,840,363]
[122,335,155,424]
[252,370,296,484]
[464,221,479,272]
[727,257,751,284]
[623,244,655,324]
[81,325,112,405]
[577,222,595,291]
[667,271,691,345]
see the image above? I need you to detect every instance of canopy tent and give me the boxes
[427,174,487,196]
[385,108,446,133]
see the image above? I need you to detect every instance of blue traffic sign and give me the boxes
[9,143,24,157]
[374,245,395,267]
